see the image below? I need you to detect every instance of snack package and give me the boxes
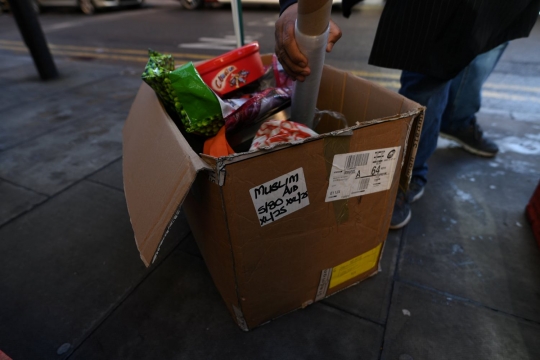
[141,50,176,112]
[203,126,235,157]
[272,53,294,89]
[223,54,295,136]
[250,119,318,151]
[224,86,292,133]
[195,42,265,97]
[169,63,225,136]
[142,50,227,136]
[141,51,295,139]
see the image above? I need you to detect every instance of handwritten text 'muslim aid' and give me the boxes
[249,168,310,227]
[253,173,301,200]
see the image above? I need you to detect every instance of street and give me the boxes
[1,2,540,359]
[1,1,539,117]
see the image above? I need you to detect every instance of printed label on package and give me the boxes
[325,147,401,202]
[249,168,310,227]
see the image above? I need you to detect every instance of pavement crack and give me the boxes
[319,301,385,327]
[0,156,122,231]
[0,176,50,197]
[378,225,409,360]
[64,231,193,359]
[85,178,124,193]
[396,278,540,327]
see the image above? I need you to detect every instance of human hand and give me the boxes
[275,4,342,82]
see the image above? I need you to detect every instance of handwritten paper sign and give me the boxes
[249,168,310,227]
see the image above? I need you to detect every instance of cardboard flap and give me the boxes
[123,83,211,266]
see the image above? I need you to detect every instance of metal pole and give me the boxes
[6,0,58,80]
[230,0,244,48]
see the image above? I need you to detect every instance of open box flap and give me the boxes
[123,83,211,266]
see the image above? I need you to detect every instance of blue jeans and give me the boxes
[441,43,508,133]
[398,43,508,184]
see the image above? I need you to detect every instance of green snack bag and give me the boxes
[141,50,176,111]
[168,62,224,136]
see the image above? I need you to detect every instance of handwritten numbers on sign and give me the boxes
[249,168,310,227]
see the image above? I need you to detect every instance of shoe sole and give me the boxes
[410,186,424,203]
[389,209,411,230]
[439,132,498,158]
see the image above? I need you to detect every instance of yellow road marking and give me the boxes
[482,91,540,104]
[351,69,540,94]
[1,44,190,66]
[1,40,540,102]
[484,83,540,94]
[371,80,400,88]
[347,78,540,103]
[0,39,212,60]
[350,70,400,80]
[0,44,150,63]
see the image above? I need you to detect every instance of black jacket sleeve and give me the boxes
[279,0,297,15]
[279,0,364,18]
[342,0,364,18]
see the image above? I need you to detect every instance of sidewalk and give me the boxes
[1,46,540,359]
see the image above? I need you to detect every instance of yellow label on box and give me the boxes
[329,243,382,289]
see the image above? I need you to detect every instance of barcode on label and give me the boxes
[357,178,370,191]
[345,153,369,170]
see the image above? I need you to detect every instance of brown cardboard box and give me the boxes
[123,56,424,330]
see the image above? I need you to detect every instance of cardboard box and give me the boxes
[123,56,424,330]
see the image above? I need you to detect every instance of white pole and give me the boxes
[230,0,244,48]
[291,23,329,128]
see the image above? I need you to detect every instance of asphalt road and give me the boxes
[1,1,539,118]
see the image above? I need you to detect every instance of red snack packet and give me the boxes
[250,119,318,151]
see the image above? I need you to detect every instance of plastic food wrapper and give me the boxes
[250,119,318,151]
[312,109,348,129]
[141,49,176,112]
[141,50,225,136]
[142,50,294,139]
[223,54,294,135]
[224,86,292,133]
[272,53,294,89]
[203,126,235,157]
[169,63,225,136]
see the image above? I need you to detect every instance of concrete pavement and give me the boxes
[1,20,540,360]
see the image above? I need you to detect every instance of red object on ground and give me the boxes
[526,180,540,247]
[0,350,13,360]
[195,42,265,97]
[203,126,235,157]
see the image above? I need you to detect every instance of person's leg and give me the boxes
[390,71,452,229]
[440,43,508,156]
[399,71,452,185]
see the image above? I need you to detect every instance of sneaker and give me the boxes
[390,189,411,230]
[440,122,499,157]
[408,176,425,203]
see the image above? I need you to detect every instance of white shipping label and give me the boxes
[250,168,310,227]
[325,147,401,202]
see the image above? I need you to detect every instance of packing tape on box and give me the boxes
[323,136,351,224]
